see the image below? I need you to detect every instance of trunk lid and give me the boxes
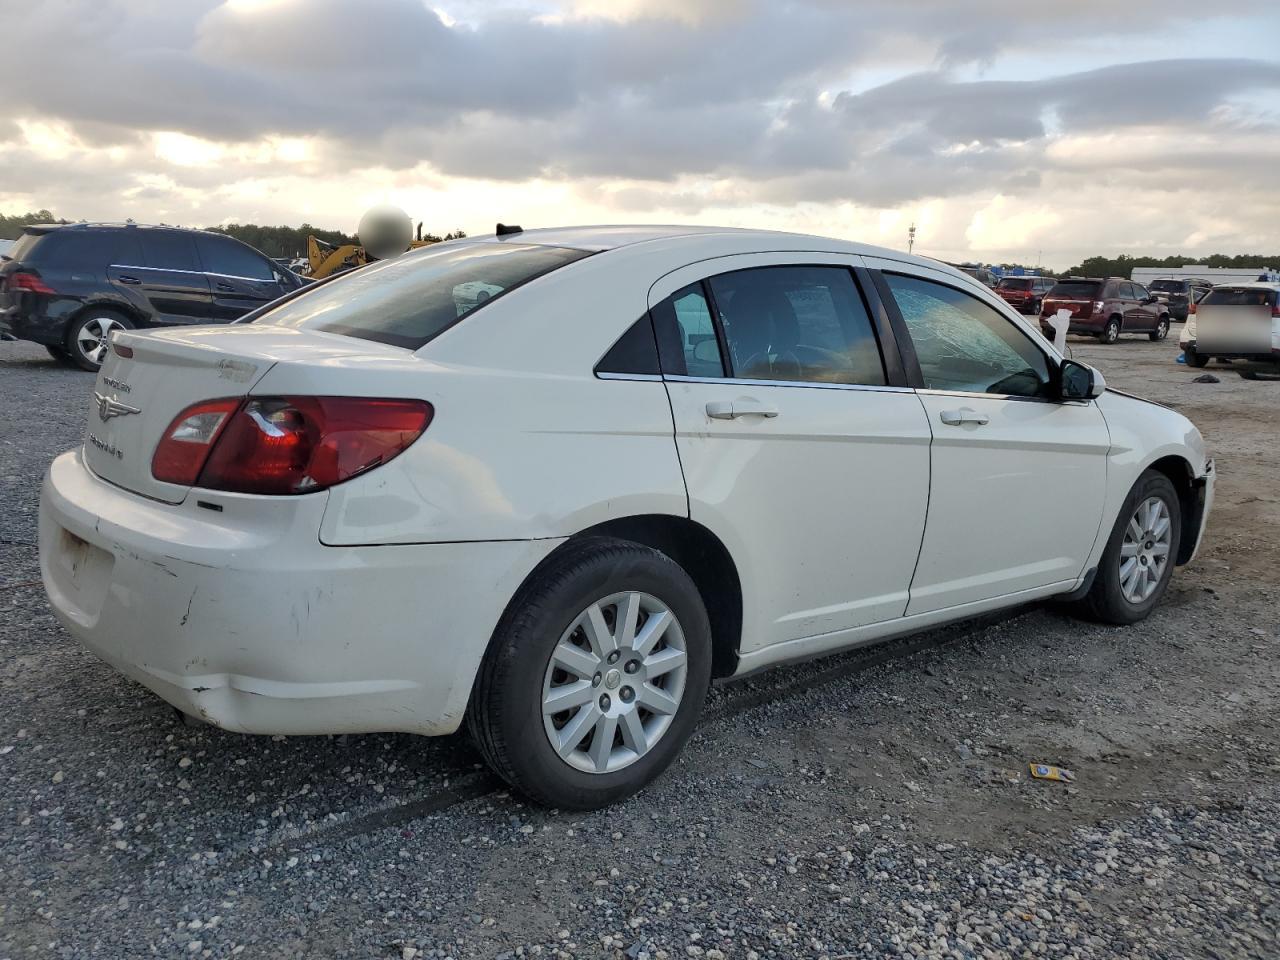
[82,325,412,503]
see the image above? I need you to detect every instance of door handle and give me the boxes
[215,282,235,292]
[117,275,141,285]
[939,408,990,426]
[706,399,780,420]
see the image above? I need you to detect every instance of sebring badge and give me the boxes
[94,391,141,422]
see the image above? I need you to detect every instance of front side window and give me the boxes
[707,266,886,386]
[195,233,274,280]
[254,242,591,349]
[884,273,1051,398]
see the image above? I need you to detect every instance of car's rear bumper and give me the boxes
[1178,336,1280,364]
[39,448,560,736]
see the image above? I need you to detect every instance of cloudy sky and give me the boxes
[2,0,1278,268]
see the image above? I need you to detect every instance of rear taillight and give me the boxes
[9,272,55,295]
[153,396,433,495]
[152,399,242,486]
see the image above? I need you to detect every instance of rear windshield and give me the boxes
[1048,280,1103,298]
[1148,280,1185,292]
[1201,288,1277,307]
[4,231,45,262]
[998,278,1032,290]
[253,242,592,349]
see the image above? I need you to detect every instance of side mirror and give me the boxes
[1060,359,1106,401]
[692,339,721,364]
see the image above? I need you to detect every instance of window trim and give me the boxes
[873,268,1066,403]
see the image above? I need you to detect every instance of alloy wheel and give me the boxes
[75,316,125,366]
[541,591,688,774]
[1119,496,1172,604]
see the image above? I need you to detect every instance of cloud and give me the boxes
[1,0,1278,267]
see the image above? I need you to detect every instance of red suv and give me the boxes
[996,276,1054,314]
[1040,277,1171,344]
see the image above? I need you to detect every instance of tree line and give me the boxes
[1060,252,1280,278]
[1,210,466,259]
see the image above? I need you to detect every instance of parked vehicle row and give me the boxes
[1039,276,1172,344]
[0,222,306,370]
[39,225,1214,809]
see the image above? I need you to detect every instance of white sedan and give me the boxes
[39,226,1214,809]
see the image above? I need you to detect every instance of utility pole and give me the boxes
[907,223,916,255]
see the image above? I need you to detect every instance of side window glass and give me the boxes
[707,266,886,385]
[194,233,274,281]
[140,231,200,272]
[1133,283,1149,300]
[884,273,1052,398]
[596,317,660,376]
[651,282,725,378]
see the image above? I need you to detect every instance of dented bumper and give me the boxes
[39,448,559,736]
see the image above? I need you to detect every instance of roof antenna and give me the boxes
[496,223,523,237]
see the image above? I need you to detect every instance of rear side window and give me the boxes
[596,317,660,376]
[708,266,886,386]
[5,231,47,262]
[254,243,592,349]
[140,230,200,272]
[1201,288,1277,307]
[35,230,143,267]
[195,233,274,281]
[1048,280,1102,298]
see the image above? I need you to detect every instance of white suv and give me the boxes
[39,226,1214,809]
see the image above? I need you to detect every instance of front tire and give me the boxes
[468,537,712,810]
[1149,317,1170,341]
[65,309,132,371]
[1078,470,1181,625]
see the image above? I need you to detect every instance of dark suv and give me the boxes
[995,275,1054,314]
[1147,277,1212,321]
[0,222,303,370]
[1040,277,1171,344]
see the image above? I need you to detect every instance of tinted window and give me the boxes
[39,229,142,267]
[1131,283,1149,299]
[195,233,274,280]
[596,317,660,376]
[885,273,1051,398]
[998,278,1032,290]
[1201,287,1277,307]
[651,283,724,378]
[1049,280,1102,298]
[708,266,885,385]
[1148,280,1185,293]
[255,242,591,350]
[5,231,47,262]
[140,230,200,272]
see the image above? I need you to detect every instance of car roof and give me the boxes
[467,223,960,271]
[22,221,196,234]
[1210,281,1280,291]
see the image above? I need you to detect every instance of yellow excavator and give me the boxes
[305,209,441,279]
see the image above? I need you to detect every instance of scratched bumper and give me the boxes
[39,448,558,736]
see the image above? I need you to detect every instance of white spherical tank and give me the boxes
[357,206,414,261]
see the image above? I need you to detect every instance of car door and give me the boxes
[124,229,212,326]
[1128,282,1157,330]
[193,233,292,322]
[867,260,1111,615]
[650,255,932,656]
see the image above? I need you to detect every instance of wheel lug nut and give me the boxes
[592,672,602,687]
[620,687,634,703]
[599,694,611,710]
[624,660,639,674]
[607,651,620,665]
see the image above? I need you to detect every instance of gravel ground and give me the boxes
[1,329,1277,959]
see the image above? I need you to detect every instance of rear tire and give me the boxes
[1184,347,1209,368]
[1101,317,1121,344]
[65,309,132,371]
[1149,317,1170,341]
[1076,470,1181,625]
[468,536,712,810]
